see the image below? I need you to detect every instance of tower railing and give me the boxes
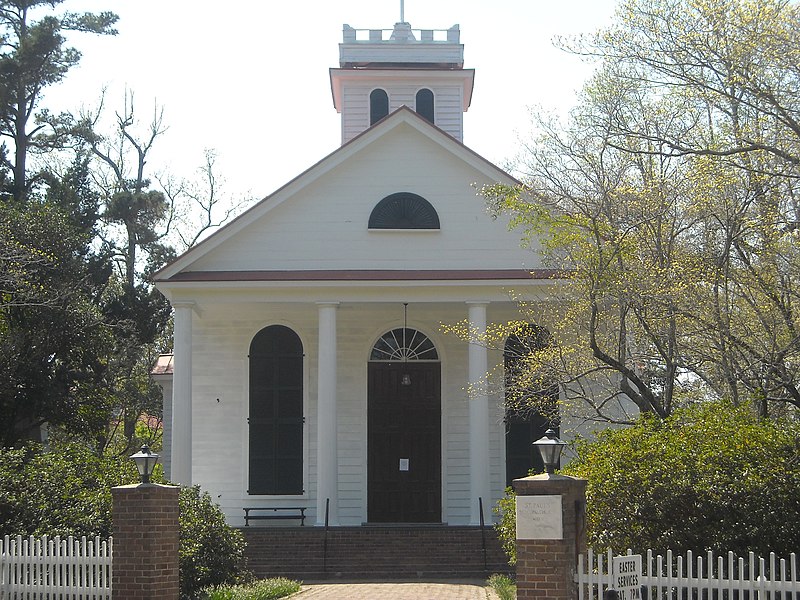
[343,25,460,44]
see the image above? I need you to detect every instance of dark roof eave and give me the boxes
[158,269,563,283]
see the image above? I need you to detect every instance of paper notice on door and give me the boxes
[399,458,410,471]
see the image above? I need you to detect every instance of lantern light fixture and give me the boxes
[533,429,566,475]
[130,444,160,484]
[401,302,412,386]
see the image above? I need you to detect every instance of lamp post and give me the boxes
[114,444,178,599]
[517,428,586,599]
[533,428,566,474]
[130,445,160,484]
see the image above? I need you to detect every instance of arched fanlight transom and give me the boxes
[370,328,439,361]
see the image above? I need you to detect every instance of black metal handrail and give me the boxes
[322,498,330,575]
[479,497,488,573]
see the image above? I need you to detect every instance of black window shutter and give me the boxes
[249,325,304,495]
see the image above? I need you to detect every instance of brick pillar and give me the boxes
[112,484,180,600]
[513,474,587,600]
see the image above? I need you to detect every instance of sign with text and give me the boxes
[612,554,642,600]
[515,495,563,540]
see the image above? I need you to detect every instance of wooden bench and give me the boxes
[243,507,307,526]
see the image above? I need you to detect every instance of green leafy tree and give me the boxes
[0,0,117,201]
[67,95,250,453]
[56,94,173,451]
[566,0,800,170]
[483,82,708,423]
[562,401,800,557]
[487,0,800,422]
[0,187,114,446]
[565,0,800,417]
[0,3,245,451]
[0,0,120,446]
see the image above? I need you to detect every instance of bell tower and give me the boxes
[330,19,475,145]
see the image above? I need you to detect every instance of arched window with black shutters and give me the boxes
[504,325,559,486]
[249,325,304,495]
[370,88,389,125]
[415,88,435,124]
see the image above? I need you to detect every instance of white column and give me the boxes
[171,302,194,486]
[467,302,491,525]
[316,302,339,525]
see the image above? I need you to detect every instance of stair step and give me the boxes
[240,525,512,581]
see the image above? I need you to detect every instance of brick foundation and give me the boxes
[111,484,180,600]
[513,475,587,600]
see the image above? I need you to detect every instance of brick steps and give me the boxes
[241,525,512,581]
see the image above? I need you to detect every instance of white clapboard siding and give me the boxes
[0,535,112,599]
[577,548,800,600]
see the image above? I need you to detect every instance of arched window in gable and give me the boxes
[368,192,440,230]
[504,325,559,486]
[415,88,435,124]
[370,88,389,125]
[249,325,304,495]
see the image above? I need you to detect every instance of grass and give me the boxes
[201,577,302,600]
[487,573,516,600]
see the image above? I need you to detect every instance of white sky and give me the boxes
[49,1,619,203]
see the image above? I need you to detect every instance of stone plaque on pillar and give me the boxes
[513,474,588,599]
[516,494,563,540]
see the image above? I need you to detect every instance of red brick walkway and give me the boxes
[296,579,499,599]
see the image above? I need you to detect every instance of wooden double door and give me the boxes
[367,362,441,523]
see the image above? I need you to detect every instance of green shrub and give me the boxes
[179,486,248,600]
[487,573,516,600]
[563,401,800,556]
[0,443,249,600]
[0,442,139,538]
[494,488,517,566]
[201,578,301,600]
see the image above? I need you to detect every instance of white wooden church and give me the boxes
[153,17,561,528]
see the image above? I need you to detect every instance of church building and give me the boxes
[153,17,559,528]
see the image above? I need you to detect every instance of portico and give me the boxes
[159,269,555,526]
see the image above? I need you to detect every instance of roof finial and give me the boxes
[400,0,405,23]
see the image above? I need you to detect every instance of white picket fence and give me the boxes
[577,548,800,599]
[0,535,112,599]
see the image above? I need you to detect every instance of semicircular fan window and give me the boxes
[370,328,439,361]
[368,192,440,230]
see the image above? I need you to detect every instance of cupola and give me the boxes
[330,20,475,145]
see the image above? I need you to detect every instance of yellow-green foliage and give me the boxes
[478,0,800,422]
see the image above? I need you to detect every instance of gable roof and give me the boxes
[154,106,521,283]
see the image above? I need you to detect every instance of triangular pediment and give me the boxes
[155,107,541,286]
